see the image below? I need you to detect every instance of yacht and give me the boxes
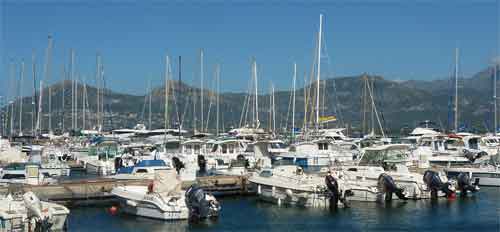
[0,191,70,231]
[111,169,220,220]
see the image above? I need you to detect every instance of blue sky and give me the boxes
[1,0,499,98]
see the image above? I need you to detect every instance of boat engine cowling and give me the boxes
[197,155,207,174]
[185,185,220,220]
[456,172,479,195]
[377,173,408,201]
[325,174,348,208]
[172,157,185,174]
[423,170,455,199]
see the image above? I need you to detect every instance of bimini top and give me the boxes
[117,159,167,174]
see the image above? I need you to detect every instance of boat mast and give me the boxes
[148,78,152,130]
[82,76,87,131]
[70,49,75,131]
[32,52,37,135]
[44,35,53,135]
[164,55,170,141]
[292,63,296,140]
[216,64,220,136]
[253,59,259,128]
[200,49,204,133]
[9,62,15,137]
[454,47,459,133]
[36,80,43,136]
[95,53,101,131]
[494,63,498,134]
[19,60,25,136]
[315,14,323,132]
[272,84,276,134]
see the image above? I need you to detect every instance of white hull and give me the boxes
[112,186,189,221]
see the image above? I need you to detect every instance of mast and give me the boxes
[494,63,498,134]
[148,78,152,129]
[164,55,170,141]
[200,49,204,133]
[253,59,259,128]
[95,54,101,131]
[61,64,65,133]
[454,47,459,132]
[292,63,296,140]
[70,49,75,131]
[315,14,323,131]
[272,84,276,134]
[36,81,43,136]
[216,64,220,136]
[178,56,182,133]
[9,62,15,136]
[82,76,87,130]
[44,35,53,134]
[32,53,37,135]
[19,60,25,136]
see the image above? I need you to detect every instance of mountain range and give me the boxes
[1,65,499,136]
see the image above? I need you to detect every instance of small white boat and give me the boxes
[249,165,346,208]
[0,192,70,231]
[111,169,220,220]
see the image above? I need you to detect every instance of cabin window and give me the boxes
[229,144,235,153]
[433,142,439,151]
[422,141,431,147]
[211,144,219,153]
[222,144,228,154]
[318,143,328,150]
[259,170,273,177]
[245,145,254,152]
[136,169,148,173]
[165,142,180,150]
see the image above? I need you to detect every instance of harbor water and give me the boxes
[68,187,500,232]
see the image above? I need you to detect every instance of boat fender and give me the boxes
[108,206,119,215]
[285,189,293,198]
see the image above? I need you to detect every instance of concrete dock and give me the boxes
[0,175,250,207]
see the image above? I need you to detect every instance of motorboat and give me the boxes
[249,165,346,208]
[445,164,500,187]
[336,144,473,201]
[0,191,70,231]
[111,169,220,220]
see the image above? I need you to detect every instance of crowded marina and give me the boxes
[1,4,499,231]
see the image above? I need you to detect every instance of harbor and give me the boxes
[1,1,500,231]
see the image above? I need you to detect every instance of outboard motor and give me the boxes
[114,157,123,171]
[172,157,185,174]
[423,170,455,199]
[185,185,220,221]
[377,173,408,201]
[456,172,479,196]
[325,174,350,209]
[325,175,340,209]
[197,155,207,174]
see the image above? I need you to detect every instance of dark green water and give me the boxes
[68,187,500,232]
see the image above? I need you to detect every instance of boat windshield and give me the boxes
[270,142,287,149]
[359,148,409,166]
